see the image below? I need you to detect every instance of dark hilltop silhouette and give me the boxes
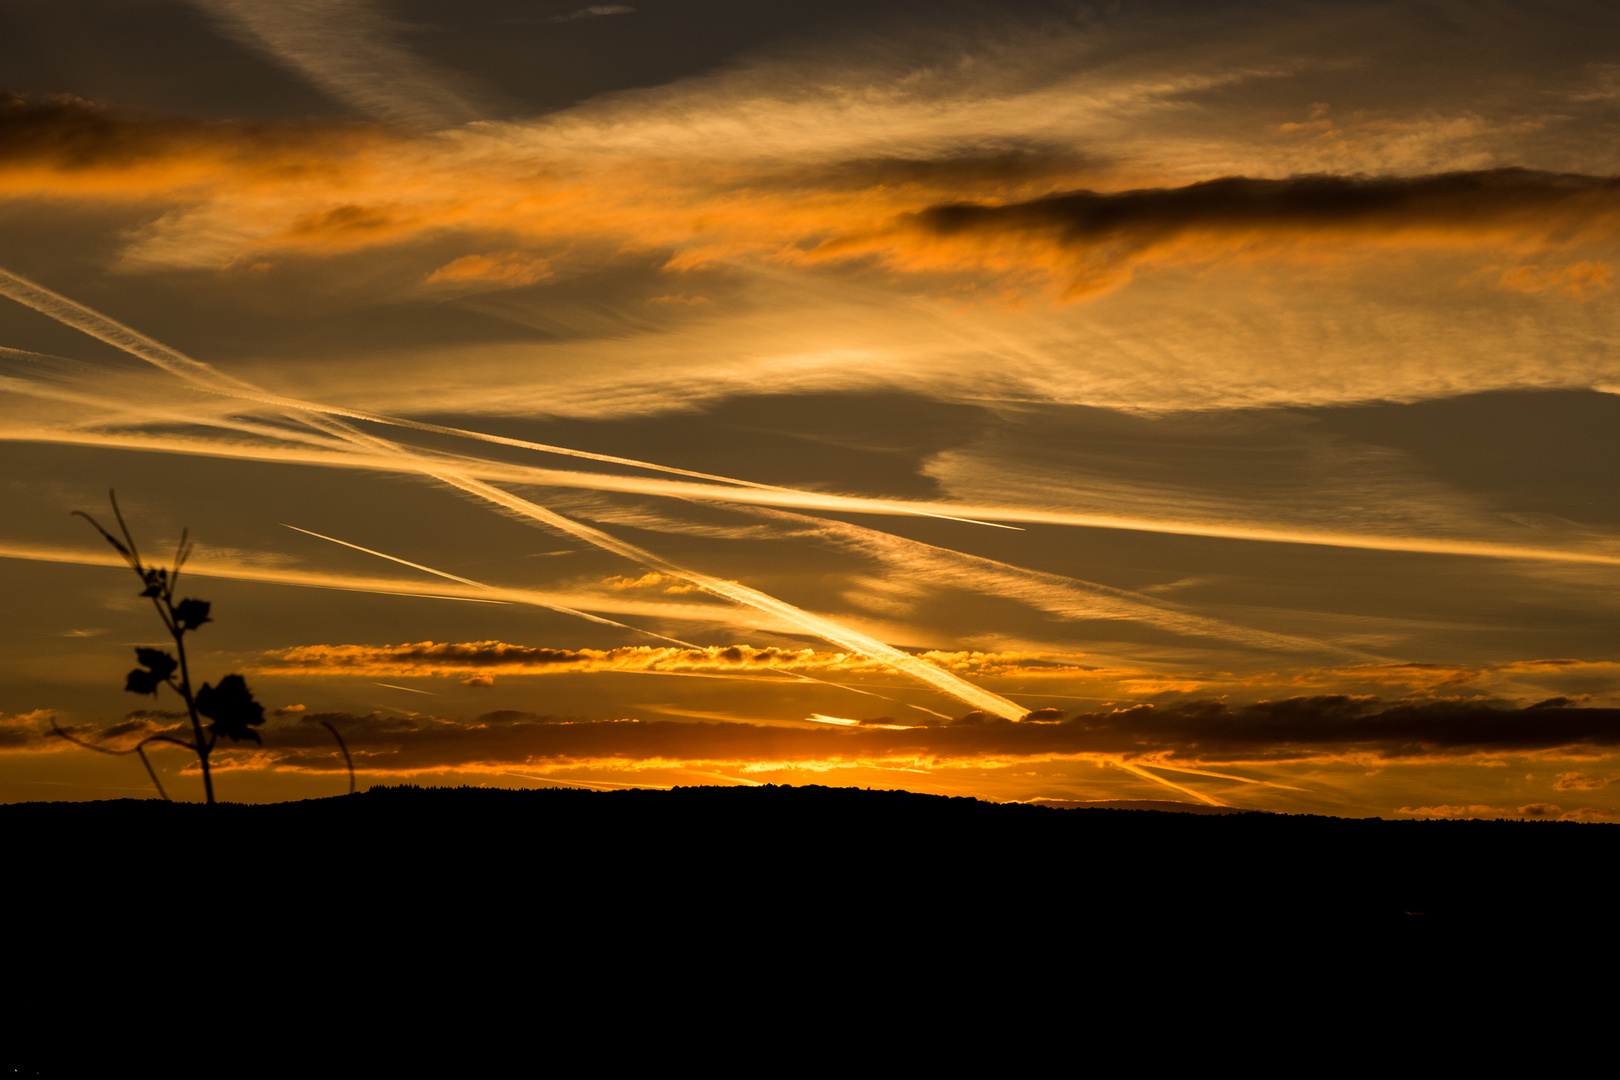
[5,782,1609,1070]
[7,783,1610,927]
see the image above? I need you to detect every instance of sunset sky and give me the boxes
[5,0,1620,817]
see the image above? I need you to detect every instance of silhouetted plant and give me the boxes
[53,491,353,802]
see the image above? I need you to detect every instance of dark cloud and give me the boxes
[0,93,159,168]
[783,148,1099,192]
[914,168,1620,246]
[235,696,1620,774]
[0,715,46,750]
[0,92,373,172]
[1076,696,1620,763]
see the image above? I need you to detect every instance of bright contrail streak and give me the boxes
[1112,761,1225,807]
[185,386,1020,529]
[375,682,436,694]
[0,541,776,625]
[289,527,991,722]
[9,534,1008,727]
[0,374,367,456]
[425,470,1030,718]
[0,266,1030,720]
[738,503,1351,655]
[0,267,1007,528]
[3,270,1612,569]
[1141,762,1308,792]
[10,402,1620,568]
[4,534,1201,796]
[280,523,698,647]
[0,268,258,394]
[10,537,998,733]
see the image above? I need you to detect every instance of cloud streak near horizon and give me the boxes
[19,696,1620,773]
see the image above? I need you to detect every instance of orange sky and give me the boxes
[4,0,1620,818]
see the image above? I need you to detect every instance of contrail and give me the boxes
[1112,761,1225,806]
[193,0,484,129]
[280,523,699,647]
[9,535,1003,736]
[14,411,1620,571]
[0,266,1030,720]
[423,470,1030,718]
[11,378,1620,568]
[141,382,1020,529]
[0,269,1008,529]
[0,541,776,625]
[730,503,1355,655]
[3,268,1611,566]
[374,682,436,694]
[0,268,259,394]
[1140,762,1308,792]
[283,524,972,718]
[0,374,370,457]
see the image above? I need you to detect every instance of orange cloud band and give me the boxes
[256,640,1108,680]
[8,95,1617,295]
[31,697,1620,773]
[262,641,897,677]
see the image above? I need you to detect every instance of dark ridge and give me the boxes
[6,783,1610,926]
[4,782,1602,1062]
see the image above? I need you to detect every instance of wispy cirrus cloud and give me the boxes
[550,5,635,22]
[11,92,1620,287]
[192,0,485,128]
[8,90,1620,421]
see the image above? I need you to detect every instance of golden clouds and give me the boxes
[43,586,1620,724]
[260,640,901,678]
[602,572,698,595]
[256,640,1109,681]
[9,87,1620,311]
[1553,771,1613,790]
[1497,261,1613,297]
[0,709,60,752]
[425,252,552,286]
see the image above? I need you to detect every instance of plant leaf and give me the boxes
[135,648,177,679]
[173,598,211,631]
[196,674,265,743]
[125,667,164,695]
[125,647,178,695]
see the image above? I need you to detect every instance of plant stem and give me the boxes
[159,595,214,806]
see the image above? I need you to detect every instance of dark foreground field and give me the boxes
[5,785,1608,1068]
[6,784,1610,925]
